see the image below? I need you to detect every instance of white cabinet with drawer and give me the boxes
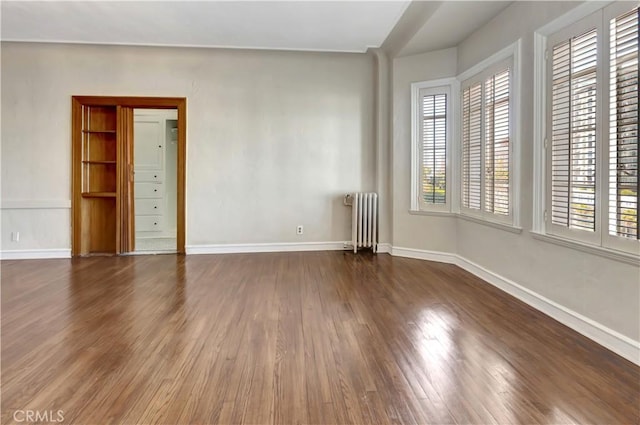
[134,117,164,170]
[135,170,163,183]
[135,199,163,216]
[135,182,164,199]
[136,215,164,232]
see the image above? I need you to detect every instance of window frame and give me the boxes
[410,78,457,213]
[537,1,640,257]
[458,43,521,228]
[545,11,604,246]
[602,2,640,254]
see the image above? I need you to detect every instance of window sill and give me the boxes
[530,231,640,266]
[458,213,523,234]
[408,209,455,218]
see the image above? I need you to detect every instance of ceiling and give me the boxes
[1,1,513,55]
[399,1,513,56]
[1,1,410,53]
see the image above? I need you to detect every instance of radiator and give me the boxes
[346,192,378,253]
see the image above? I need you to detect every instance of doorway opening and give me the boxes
[133,109,178,253]
[71,96,186,256]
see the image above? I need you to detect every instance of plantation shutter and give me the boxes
[550,28,598,232]
[609,7,639,239]
[462,83,482,210]
[484,69,510,215]
[421,93,447,204]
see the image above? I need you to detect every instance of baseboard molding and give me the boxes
[391,246,457,264]
[186,241,348,255]
[390,246,640,365]
[377,243,392,253]
[0,249,72,260]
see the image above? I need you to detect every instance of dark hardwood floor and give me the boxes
[1,252,638,424]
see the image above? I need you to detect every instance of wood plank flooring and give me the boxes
[1,252,638,424]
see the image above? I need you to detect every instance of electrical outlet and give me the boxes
[296,225,304,235]
[11,231,19,242]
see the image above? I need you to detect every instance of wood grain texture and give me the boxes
[176,101,186,255]
[71,96,187,255]
[1,252,638,424]
[117,106,135,254]
[73,103,119,255]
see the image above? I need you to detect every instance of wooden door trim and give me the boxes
[72,96,186,109]
[71,98,83,256]
[71,96,187,255]
[176,102,187,255]
[117,106,135,254]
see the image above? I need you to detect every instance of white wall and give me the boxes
[0,42,376,252]
[392,48,458,253]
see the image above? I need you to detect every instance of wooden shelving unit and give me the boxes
[81,192,117,198]
[75,105,118,255]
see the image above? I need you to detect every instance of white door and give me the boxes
[134,117,164,170]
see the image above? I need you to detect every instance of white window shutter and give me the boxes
[550,28,598,232]
[462,83,483,210]
[484,69,510,215]
[609,7,639,240]
[421,93,447,204]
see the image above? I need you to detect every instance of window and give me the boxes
[549,28,598,236]
[462,83,482,210]
[544,2,639,254]
[422,93,447,205]
[461,61,514,223]
[608,7,639,244]
[411,80,455,212]
[409,42,520,229]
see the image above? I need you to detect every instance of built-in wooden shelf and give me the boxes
[82,160,117,165]
[82,130,116,134]
[81,192,116,198]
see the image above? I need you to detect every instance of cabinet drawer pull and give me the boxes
[154,222,157,225]
[154,206,157,209]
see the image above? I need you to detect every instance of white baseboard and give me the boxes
[391,246,457,264]
[0,249,71,260]
[377,243,392,253]
[186,241,348,255]
[391,246,640,365]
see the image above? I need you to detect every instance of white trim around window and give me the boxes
[457,39,522,229]
[533,0,640,260]
[533,2,613,234]
[410,78,458,213]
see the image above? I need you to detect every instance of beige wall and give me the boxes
[450,2,640,341]
[388,1,639,343]
[455,1,639,341]
[1,42,376,250]
[391,48,457,253]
